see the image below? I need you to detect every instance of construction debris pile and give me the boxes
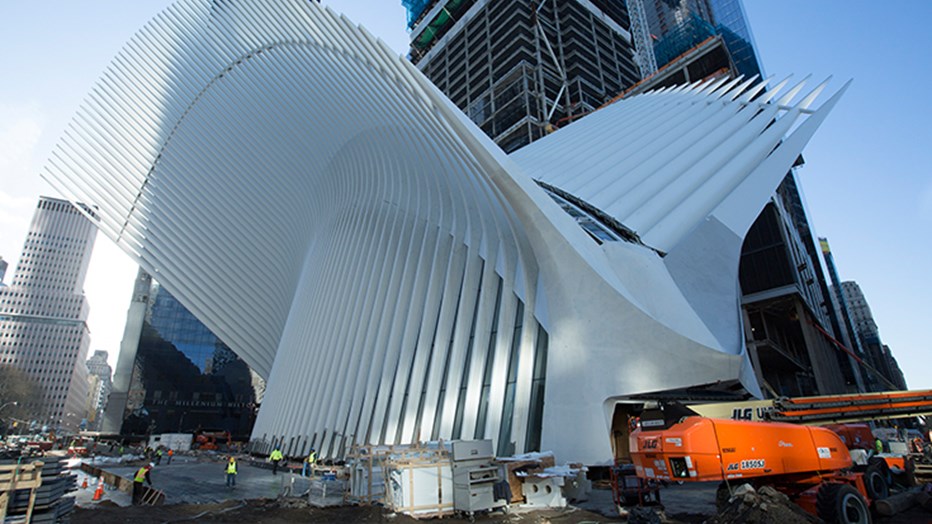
[497,451,556,504]
[708,484,817,524]
[342,440,587,519]
[499,452,591,508]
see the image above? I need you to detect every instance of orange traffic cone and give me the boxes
[81,477,88,489]
[92,478,104,501]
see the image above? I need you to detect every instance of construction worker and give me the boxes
[225,456,237,488]
[167,448,174,465]
[132,463,153,504]
[269,446,284,475]
[303,448,317,477]
[155,447,163,465]
[874,436,884,455]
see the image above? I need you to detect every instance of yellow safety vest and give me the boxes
[226,461,237,474]
[134,467,148,483]
[306,451,316,464]
[270,449,283,461]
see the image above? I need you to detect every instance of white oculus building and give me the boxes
[43,0,847,463]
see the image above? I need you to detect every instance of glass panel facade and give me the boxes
[451,260,485,439]
[738,203,794,295]
[121,278,260,439]
[644,0,763,80]
[525,325,548,452]
[707,0,763,79]
[474,276,504,439]
[497,300,524,456]
[539,183,626,244]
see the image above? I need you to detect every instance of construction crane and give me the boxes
[625,0,658,78]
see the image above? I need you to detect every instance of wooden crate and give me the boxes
[385,458,453,519]
[347,441,450,506]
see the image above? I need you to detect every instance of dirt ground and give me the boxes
[73,495,932,524]
[73,499,628,524]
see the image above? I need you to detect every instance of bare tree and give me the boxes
[0,365,45,431]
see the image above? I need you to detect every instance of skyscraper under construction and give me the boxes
[406,0,641,152]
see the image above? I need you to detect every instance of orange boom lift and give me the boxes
[624,389,932,523]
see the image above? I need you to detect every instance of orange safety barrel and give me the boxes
[630,417,853,482]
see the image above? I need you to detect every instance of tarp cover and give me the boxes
[402,0,432,29]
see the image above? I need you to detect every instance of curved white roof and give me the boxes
[513,75,848,254]
[42,0,846,462]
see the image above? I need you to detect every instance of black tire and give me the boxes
[863,463,889,501]
[867,456,892,486]
[817,483,872,524]
[715,481,731,512]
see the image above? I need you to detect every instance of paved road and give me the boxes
[102,460,313,505]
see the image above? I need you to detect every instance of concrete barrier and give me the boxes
[80,462,134,494]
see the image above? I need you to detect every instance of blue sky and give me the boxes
[741,1,932,390]
[0,1,927,390]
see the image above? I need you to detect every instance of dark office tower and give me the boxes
[882,345,907,391]
[705,0,760,78]
[642,0,762,79]
[406,0,641,153]
[818,238,869,389]
[840,281,908,390]
[737,182,855,397]
[0,196,97,431]
[104,268,262,439]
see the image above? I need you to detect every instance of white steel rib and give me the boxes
[42,0,846,463]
